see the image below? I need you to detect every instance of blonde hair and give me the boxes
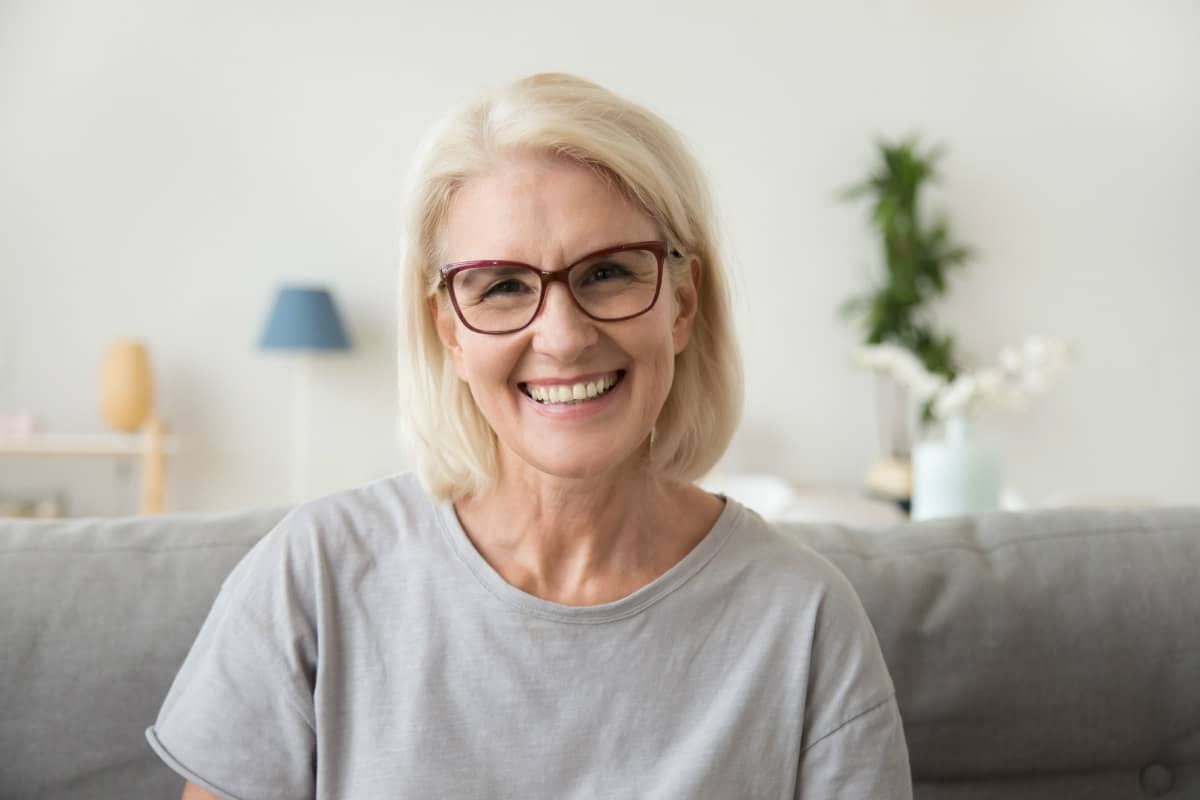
[398,73,741,501]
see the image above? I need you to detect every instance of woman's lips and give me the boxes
[519,370,625,404]
[517,370,626,415]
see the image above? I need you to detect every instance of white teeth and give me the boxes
[524,373,621,405]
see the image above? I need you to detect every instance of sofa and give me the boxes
[2,501,1197,799]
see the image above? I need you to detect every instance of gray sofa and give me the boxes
[2,502,1197,799]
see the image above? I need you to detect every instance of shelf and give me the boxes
[0,420,173,514]
[0,432,178,457]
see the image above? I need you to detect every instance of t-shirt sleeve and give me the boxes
[145,514,319,800]
[796,695,911,799]
[795,556,912,799]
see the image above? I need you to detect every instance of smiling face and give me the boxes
[434,153,699,484]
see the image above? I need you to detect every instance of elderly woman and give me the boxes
[148,73,911,799]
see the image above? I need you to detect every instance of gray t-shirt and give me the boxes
[146,473,911,799]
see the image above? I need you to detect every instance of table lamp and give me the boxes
[259,286,351,501]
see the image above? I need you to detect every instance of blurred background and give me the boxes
[1,0,1196,517]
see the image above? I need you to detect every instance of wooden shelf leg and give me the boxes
[140,417,167,514]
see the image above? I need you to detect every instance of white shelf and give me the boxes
[0,432,178,457]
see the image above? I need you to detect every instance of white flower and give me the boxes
[1000,347,1022,373]
[853,336,1074,421]
[909,371,946,402]
[933,374,975,418]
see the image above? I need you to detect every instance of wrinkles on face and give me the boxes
[438,152,682,488]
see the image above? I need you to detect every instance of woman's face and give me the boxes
[434,154,699,483]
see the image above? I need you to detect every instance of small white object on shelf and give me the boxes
[779,485,907,529]
[701,473,906,529]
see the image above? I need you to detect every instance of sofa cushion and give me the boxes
[0,507,288,800]
[784,505,1200,799]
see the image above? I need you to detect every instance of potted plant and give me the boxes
[839,136,973,505]
[854,336,1074,519]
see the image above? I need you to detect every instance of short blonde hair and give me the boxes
[398,72,741,501]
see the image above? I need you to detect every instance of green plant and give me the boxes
[839,136,973,424]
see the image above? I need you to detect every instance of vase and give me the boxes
[911,415,1001,520]
[98,340,154,432]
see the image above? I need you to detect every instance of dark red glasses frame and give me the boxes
[438,240,669,335]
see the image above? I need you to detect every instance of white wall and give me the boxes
[2,0,1197,515]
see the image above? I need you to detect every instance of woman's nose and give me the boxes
[529,282,598,360]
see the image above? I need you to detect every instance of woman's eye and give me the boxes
[585,263,630,282]
[482,279,530,298]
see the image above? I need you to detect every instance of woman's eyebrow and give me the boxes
[567,238,659,263]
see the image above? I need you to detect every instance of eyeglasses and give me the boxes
[438,240,669,335]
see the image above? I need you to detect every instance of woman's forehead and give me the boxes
[441,155,658,265]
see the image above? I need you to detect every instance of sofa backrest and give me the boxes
[0,507,288,800]
[2,504,1197,799]
[783,505,1200,800]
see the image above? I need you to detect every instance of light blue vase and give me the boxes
[912,415,1001,521]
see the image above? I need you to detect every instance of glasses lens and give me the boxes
[569,248,660,320]
[451,266,541,332]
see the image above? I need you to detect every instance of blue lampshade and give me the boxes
[259,286,351,351]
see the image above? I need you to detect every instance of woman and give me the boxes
[148,73,911,799]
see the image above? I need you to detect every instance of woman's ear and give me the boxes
[672,257,702,354]
[431,295,469,381]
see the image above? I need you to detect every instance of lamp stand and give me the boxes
[290,354,312,502]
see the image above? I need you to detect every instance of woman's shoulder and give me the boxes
[720,500,894,689]
[720,498,867,607]
[285,471,439,540]
[222,472,443,596]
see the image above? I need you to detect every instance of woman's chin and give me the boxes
[505,443,645,484]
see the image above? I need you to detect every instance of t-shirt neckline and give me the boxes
[435,493,742,624]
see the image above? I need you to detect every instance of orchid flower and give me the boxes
[853,336,1074,421]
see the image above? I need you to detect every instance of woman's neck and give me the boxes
[454,465,722,606]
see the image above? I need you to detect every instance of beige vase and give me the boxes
[98,340,154,432]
